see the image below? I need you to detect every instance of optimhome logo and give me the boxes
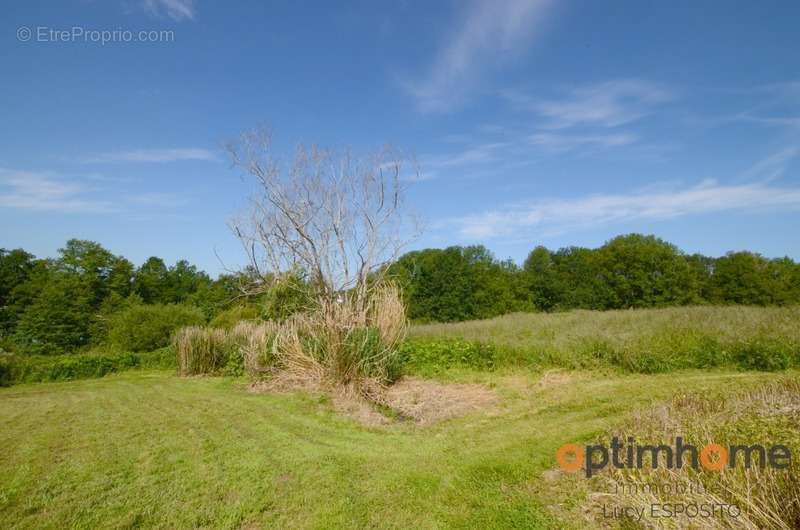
[556,437,792,477]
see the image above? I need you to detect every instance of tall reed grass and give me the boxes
[174,283,407,396]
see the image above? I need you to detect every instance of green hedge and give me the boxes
[0,347,176,386]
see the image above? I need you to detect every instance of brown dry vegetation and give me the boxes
[175,283,407,399]
[543,379,800,529]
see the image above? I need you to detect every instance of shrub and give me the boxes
[733,337,796,371]
[397,338,497,376]
[107,303,205,352]
[0,355,11,386]
[0,350,173,385]
[137,346,178,370]
[208,304,261,329]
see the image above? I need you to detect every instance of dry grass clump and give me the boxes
[585,379,800,529]
[265,283,407,399]
[175,322,279,376]
[175,283,407,398]
[175,326,228,375]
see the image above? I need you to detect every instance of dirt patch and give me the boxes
[383,377,499,426]
[331,394,393,427]
[249,376,499,427]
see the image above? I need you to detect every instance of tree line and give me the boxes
[389,233,800,322]
[2,233,799,354]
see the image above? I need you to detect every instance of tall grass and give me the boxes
[174,283,407,396]
[409,306,800,373]
[587,380,800,529]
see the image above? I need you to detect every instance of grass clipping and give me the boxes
[176,283,407,400]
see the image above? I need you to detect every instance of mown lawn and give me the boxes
[0,368,791,529]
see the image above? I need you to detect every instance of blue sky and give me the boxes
[2,0,799,275]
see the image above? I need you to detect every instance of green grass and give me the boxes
[0,368,793,529]
[409,306,800,372]
[0,348,176,386]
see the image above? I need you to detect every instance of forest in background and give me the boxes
[1,233,799,356]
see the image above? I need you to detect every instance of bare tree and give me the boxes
[226,127,419,309]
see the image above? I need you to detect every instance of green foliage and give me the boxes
[0,348,177,386]
[0,248,36,336]
[12,272,95,355]
[395,234,800,322]
[594,234,699,308]
[133,257,213,305]
[208,304,261,329]
[390,245,529,322]
[106,303,205,352]
[262,273,312,321]
[398,338,498,376]
[410,307,800,374]
[732,337,796,371]
[710,251,797,305]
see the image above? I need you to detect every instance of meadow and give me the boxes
[1,306,799,529]
[1,368,793,529]
[408,306,800,373]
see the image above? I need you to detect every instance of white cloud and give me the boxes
[127,192,189,207]
[451,180,800,239]
[506,79,673,128]
[422,142,507,170]
[405,0,554,112]
[141,0,195,21]
[738,147,799,183]
[0,169,114,213]
[0,168,189,214]
[80,148,217,163]
[529,132,637,152]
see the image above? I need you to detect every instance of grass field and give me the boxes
[410,306,800,372]
[1,368,794,529]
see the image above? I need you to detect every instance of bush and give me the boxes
[107,303,205,352]
[733,338,797,371]
[397,338,497,376]
[0,350,165,385]
[0,355,11,386]
[208,304,261,329]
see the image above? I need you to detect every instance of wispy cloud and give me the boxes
[0,169,114,213]
[529,132,638,153]
[422,142,507,170]
[730,112,800,129]
[140,0,195,21]
[506,79,673,129]
[738,147,799,183]
[127,192,189,208]
[79,147,217,163]
[450,180,800,239]
[404,0,554,112]
[0,168,191,214]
